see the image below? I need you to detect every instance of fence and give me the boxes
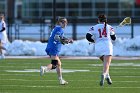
[6,17,140,42]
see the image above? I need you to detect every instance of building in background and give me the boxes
[0,0,7,15]
[22,0,140,18]
[0,0,139,41]
[0,0,140,23]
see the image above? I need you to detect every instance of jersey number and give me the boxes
[98,28,107,38]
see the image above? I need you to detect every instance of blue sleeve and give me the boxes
[55,27,64,37]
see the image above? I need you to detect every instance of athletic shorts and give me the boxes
[0,32,8,44]
[95,41,113,57]
[45,48,59,56]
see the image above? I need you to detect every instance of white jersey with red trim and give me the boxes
[87,23,115,56]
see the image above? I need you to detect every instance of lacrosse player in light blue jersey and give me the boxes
[40,17,73,85]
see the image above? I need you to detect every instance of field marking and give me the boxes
[1,62,140,71]
[0,84,140,89]
[0,66,30,68]
[0,85,59,88]
[90,71,140,74]
[1,66,140,70]
[62,56,140,60]
[106,75,140,77]
[5,69,90,73]
[1,79,140,83]
[0,79,58,81]
[111,67,140,69]
[4,56,140,60]
[1,73,140,78]
[0,74,39,76]
[91,63,140,67]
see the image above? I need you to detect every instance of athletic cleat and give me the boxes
[40,66,45,76]
[60,79,68,85]
[100,75,105,86]
[106,77,112,85]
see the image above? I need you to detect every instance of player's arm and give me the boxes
[110,34,116,41]
[86,26,95,43]
[0,23,5,32]
[86,33,95,43]
[110,27,116,41]
[54,35,73,45]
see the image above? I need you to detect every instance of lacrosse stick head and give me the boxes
[119,17,131,26]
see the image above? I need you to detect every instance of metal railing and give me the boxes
[6,17,139,42]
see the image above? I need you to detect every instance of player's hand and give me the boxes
[68,39,73,43]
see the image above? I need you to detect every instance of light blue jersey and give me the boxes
[45,25,64,56]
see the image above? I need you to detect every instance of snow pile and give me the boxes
[5,36,140,56]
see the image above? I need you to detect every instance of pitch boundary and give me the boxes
[4,56,140,60]
[0,84,140,89]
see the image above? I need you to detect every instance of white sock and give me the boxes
[102,73,107,77]
[45,66,50,72]
[106,73,110,78]
[58,76,63,80]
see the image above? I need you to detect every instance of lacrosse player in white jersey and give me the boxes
[86,14,116,86]
[0,14,8,59]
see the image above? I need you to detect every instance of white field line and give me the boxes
[0,73,140,78]
[3,68,140,73]
[1,66,140,70]
[4,56,140,60]
[1,69,140,74]
[91,71,140,74]
[0,84,140,89]
[111,68,140,69]
[0,74,39,76]
[0,66,140,70]
[0,85,59,88]
[3,69,140,73]
[1,66,140,71]
[1,79,140,83]
[5,69,90,73]
[90,63,140,67]
[7,63,43,65]
[0,66,30,68]
[0,79,58,81]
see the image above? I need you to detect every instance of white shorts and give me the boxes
[95,41,113,57]
[0,31,8,44]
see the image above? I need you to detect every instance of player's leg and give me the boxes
[40,56,57,76]
[103,55,112,85]
[51,56,68,85]
[100,55,112,86]
[99,55,105,86]
[0,41,2,55]
[0,41,6,59]
[103,55,112,76]
[104,55,112,85]
[40,63,52,76]
[40,50,55,76]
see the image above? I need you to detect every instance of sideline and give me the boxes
[5,56,140,60]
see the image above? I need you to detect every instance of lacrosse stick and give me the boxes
[116,17,131,28]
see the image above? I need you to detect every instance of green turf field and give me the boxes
[0,58,140,93]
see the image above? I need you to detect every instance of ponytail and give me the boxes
[98,14,107,31]
[104,20,107,31]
